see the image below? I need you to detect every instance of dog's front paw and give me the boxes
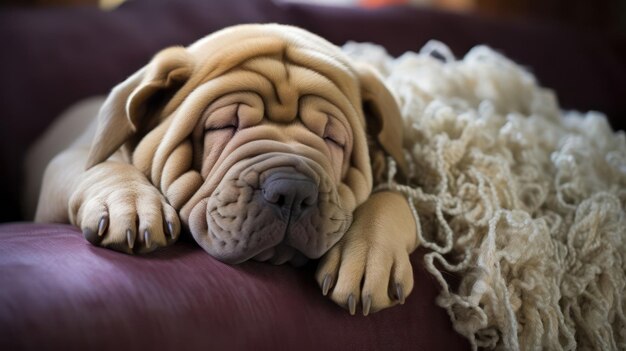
[315,191,417,315]
[69,162,180,254]
[315,232,414,315]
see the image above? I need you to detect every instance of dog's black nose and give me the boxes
[262,172,318,221]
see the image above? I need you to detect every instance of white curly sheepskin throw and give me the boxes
[343,41,626,350]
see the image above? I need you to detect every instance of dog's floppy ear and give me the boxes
[85,47,193,169]
[356,63,408,178]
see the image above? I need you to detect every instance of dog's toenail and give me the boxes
[144,230,151,248]
[126,229,135,249]
[322,274,332,296]
[348,294,356,315]
[97,216,108,236]
[363,295,372,316]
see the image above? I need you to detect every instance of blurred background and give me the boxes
[1,0,625,224]
[3,0,626,37]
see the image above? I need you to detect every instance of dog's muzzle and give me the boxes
[188,154,352,265]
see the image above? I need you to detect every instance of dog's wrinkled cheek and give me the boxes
[199,129,235,179]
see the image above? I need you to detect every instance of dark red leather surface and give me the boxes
[0,223,468,350]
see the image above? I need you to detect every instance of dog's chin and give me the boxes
[187,180,353,265]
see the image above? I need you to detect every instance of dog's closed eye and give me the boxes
[323,117,347,149]
[205,125,237,133]
[204,104,239,132]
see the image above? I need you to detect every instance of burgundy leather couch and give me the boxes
[1,0,624,349]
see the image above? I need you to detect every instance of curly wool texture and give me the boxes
[343,41,626,350]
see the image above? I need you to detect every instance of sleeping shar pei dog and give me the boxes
[32,24,419,315]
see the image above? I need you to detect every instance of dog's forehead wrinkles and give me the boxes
[193,60,357,131]
[195,52,356,125]
[182,26,361,118]
[239,57,299,123]
[201,92,265,129]
[162,24,366,129]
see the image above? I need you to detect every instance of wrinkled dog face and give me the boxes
[89,24,404,264]
[189,89,356,264]
[180,28,371,264]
